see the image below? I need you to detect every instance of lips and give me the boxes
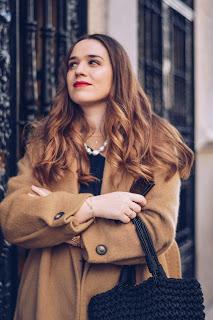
[73,81,92,88]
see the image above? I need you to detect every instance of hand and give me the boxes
[28,185,52,198]
[91,191,147,223]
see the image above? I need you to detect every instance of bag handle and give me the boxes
[118,179,167,286]
[118,217,167,286]
[132,216,167,278]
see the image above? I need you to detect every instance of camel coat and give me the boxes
[0,144,182,320]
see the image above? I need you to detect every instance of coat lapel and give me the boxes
[53,155,153,195]
[51,158,79,193]
[100,158,135,194]
[100,158,155,195]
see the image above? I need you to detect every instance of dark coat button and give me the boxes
[54,211,65,220]
[96,245,107,255]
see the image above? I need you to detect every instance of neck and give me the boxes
[80,101,107,134]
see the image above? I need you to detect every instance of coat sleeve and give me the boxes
[81,170,181,265]
[0,149,94,249]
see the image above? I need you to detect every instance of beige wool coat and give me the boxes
[0,144,182,320]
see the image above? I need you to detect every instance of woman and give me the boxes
[0,34,194,320]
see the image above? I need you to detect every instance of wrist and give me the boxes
[85,197,96,218]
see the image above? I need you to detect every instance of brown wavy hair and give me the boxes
[26,33,194,188]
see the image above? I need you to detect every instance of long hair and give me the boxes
[26,33,194,187]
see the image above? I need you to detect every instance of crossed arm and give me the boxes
[0,148,181,265]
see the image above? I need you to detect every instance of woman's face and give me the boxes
[66,39,113,107]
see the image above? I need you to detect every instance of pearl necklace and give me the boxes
[84,139,108,156]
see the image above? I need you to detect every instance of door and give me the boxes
[138,0,195,277]
[0,0,87,318]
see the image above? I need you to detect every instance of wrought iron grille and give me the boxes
[138,0,163,116]
[168,5,195,278]
[0,0,87,319]
[138,0,195,277]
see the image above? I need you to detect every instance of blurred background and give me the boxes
[0,0,212,319]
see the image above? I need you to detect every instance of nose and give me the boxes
[75,61,87,76]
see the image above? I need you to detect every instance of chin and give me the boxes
[77,101,99,107]
[71,96,105,106]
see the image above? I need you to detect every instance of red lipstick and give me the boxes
[74,81,92,88]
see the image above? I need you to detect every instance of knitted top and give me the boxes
[79,152,105,196]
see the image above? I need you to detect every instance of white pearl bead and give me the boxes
[84,139,108,156]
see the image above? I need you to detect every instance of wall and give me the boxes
[195,0,213,307]
[88,0,138,73]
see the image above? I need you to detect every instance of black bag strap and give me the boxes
[118,216,167,286]
[118,178,167,285]
[132,216,167,279]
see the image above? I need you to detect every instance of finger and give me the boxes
[129,193,147,206]
[121,215,131,223]
[31,185,47,191]
[28,193,38,198]
[128,201,141,213]
[31,185,51,193]
[31,185,46,196]
[124,208,137,219]
[31,185,50,197]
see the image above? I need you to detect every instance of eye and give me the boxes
[67,59,100,70]
[88,59,100,65]
[68,62,77,69]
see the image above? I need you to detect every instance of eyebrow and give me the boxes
[68,54,104,62]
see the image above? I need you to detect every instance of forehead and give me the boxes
[70,39,109,59]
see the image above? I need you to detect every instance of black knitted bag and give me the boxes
[88,214,205,319]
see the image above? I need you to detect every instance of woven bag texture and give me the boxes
[88,276,205,320]
[88,182,205,320]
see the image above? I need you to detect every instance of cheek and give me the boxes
[66,73,75,96]
[95,68,112,92]
[66,72,73,87]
